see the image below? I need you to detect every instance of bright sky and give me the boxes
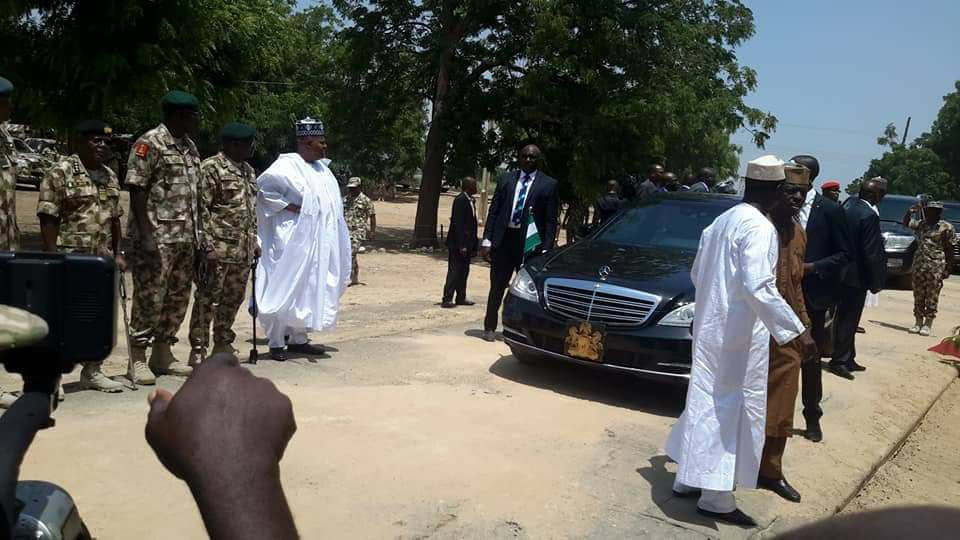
[731,0,960,187]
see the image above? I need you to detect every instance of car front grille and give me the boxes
[543,278,661,326]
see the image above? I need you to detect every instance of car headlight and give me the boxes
[659,302,695,327]
[509,267,539,302]
[883,233,913,253]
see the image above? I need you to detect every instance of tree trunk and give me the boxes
[412,4,460,247]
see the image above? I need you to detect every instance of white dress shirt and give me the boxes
[481,170,538,247]
[799,188,817,229]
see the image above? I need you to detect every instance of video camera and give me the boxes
[0,251,117,540]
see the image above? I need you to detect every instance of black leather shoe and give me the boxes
[456,299,476,306]
[848,361,867,372]
[758,476,802,503]
[286,343,326,355]
[269,347,288,361]
[482,330,496,342]
[696,508,757,528]
[828,363,855,380]
[441,301,456,308]
[804,424,823,443]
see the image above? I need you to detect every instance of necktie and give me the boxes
[511,174,531,227]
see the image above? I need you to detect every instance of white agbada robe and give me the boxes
[666,204,805,496]
[255,153,351,347]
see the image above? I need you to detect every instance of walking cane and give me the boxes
[116,271,138,390]
[249,256,260,365]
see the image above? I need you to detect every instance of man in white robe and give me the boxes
[666,155,815,527]
[255,117,351,361]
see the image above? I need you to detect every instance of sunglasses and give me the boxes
[780,184,809,195]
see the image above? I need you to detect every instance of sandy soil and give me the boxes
[5,186,960,539]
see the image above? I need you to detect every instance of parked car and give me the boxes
[871,194,919,285]
[943,202,960,274]
[11,137,52,187]
[501,193,740,382]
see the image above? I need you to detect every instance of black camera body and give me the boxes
[0,251,116,379]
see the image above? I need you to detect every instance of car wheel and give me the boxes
[510,347,541,365]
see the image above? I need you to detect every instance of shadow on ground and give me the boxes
[488,354,686,417]
[635,455,721,532]
[868,319,913,333]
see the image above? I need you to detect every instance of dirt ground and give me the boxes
[5,186,960,539]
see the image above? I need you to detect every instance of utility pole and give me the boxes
[901,116,912,145]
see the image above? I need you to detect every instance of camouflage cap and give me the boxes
[0,76,13,96]
[0,306,49,351]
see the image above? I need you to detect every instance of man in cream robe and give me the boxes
[666,155,813,527]
[256,118,351,361]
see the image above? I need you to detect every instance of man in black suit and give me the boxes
[832,177,887,379]
[441,177,479,308]
[593,179,623,226]
[480,144,560,342]
[792,155,853,442]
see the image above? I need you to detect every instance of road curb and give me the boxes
[833,359,958,514]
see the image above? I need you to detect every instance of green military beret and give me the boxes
[74,119,113,136]
[160,90,199,109]
[0,76,13,96]
[221,122,256,140]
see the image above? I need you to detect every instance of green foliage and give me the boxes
[926,81,960,184]
[863,124,958,200]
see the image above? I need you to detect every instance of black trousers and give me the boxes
[442,248,471,303]
[832,286,867,367]
[484,228,525,332]
[802,308,828,424]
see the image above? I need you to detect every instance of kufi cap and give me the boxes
[160,90,199,109]
[790,155,820,181]
[296,117,325,138]
[0,305,49,351]
[745,155,785,182]
[74,119,112,136]
[784,163,811,186]
[0,77,13,96]
[221,122,256,140]
[347,177,362,188]
[821,180,841,191]
[926,200,944,209]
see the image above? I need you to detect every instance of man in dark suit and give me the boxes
[480,144,560,341]
[833,177,887,379]
[593,179,623,226]
[441,177,479,308]
[792,155,852,442]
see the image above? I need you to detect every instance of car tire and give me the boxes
[510,347,541,365]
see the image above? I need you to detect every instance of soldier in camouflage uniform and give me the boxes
[188,123,259,365]
[0,76,20,408]
[124,91,208,384]
[37,120,128,393]
[343,177,376,285]
[904,200,956,336]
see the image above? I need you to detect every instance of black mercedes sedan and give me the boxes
[501,193,740,382]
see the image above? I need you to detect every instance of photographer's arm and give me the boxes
[146,355,299,540]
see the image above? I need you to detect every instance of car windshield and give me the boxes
[596,199,731,251]
[876,197,915,222]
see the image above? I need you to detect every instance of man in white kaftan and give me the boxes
[256,117,351,361]
[666,155,813,527]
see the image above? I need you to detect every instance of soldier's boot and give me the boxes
[919,318,933,337]
[0,388,17,409]
[188,347,206,367]
[149,342,193,377]
[129,346,156,386]
[211,342,237,357]
[909,318,923,334]
[79,362,125,393]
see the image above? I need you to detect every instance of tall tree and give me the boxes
[863,124,957,200]
[926,81,960,184]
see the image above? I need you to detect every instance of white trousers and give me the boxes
[673,479,736,513]
[263,317,309,349]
